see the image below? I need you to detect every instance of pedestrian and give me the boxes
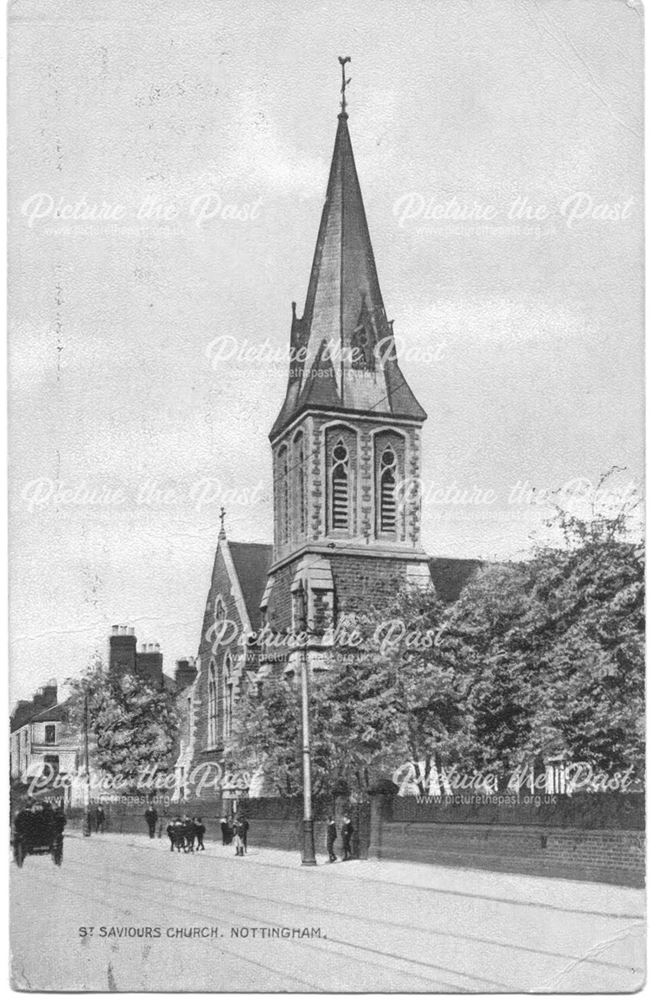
[182,814,194,853]
[95,805,106,833]
[241,816,249,853]
[233,816,245,856]
[194,817,206,851]
[144,804,158,839]
[172,817,186,852]
[341,815,354,861]
[220,816,231,846]
[326,817,337,862]
[166,818,177,852]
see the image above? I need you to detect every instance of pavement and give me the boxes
[10,830,645,992]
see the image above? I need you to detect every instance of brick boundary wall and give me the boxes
[377,821,644,888]
[61,792,645,888]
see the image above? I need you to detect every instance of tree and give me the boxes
[371,504,645,780]
[227,489,644,792]
[67,659,180,783]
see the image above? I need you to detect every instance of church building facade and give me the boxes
[178,87,480,792]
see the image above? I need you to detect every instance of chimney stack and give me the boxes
[175,658,197,692]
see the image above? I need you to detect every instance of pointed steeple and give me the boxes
[270,69,426,440]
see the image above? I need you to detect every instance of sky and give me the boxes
[9,0,643,701]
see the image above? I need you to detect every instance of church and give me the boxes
[176,76,480,790]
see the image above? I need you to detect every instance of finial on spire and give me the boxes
[219,506,226,539]
[338,56,351,116]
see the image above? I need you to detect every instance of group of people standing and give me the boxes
[165,816,206,853]
[220,815,249,856]
[144,805,247,856]
[326,815,354,862]
[143,805,354,862]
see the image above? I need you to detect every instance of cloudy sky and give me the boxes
[9,0,643,700]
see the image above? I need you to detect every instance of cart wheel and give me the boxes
[14,841,24,868]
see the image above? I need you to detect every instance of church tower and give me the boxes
[261,65,431,648]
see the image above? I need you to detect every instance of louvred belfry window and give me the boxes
[380,447,398,533]
[331,441,349,529]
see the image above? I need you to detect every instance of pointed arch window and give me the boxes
[223,652,233,739]
[208,661,219,747]
[331,440,350,530]
[293,431,306,538]
[379,446,398,534]
[214,595,226,627]
[278,444,290,544]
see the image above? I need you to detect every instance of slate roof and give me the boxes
[27,699,72,725]
[270,112,426,439]
[11,688,59,732]
[228,541,274,629]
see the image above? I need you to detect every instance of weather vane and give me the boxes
[338,56,351,115]
[219,506,226,536]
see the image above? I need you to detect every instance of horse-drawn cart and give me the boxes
[12,804,66,867]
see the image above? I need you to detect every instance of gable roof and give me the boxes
[228,542,273,629]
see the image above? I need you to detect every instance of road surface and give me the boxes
[10,831,644,991]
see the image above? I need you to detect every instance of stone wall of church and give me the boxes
[263,559,300,635]
[264,552,425,637]
[192,545,246,769]
[328,554,417,617]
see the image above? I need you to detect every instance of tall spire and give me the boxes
[270,68,426,440]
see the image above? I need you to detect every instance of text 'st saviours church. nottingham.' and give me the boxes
[177,68,478,787]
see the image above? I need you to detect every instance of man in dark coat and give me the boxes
[95,805,106,833]
[326,818,337,862]
[341,816,354,860]
[166,818,178,852]
[144,805,158,839]
[220,816,231,846]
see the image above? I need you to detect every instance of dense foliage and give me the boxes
[67,659,180,782]
[228,507,644,796]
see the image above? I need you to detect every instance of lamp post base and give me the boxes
[301,818,317,866]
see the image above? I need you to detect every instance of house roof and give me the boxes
[228,541,274,629]
[10,701,36,733]
[11,688,59,732]
[28,699,73,724]
[270,112,426,439]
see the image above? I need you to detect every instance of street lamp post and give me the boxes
[82,691,92,837]
[298,588,316,866]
